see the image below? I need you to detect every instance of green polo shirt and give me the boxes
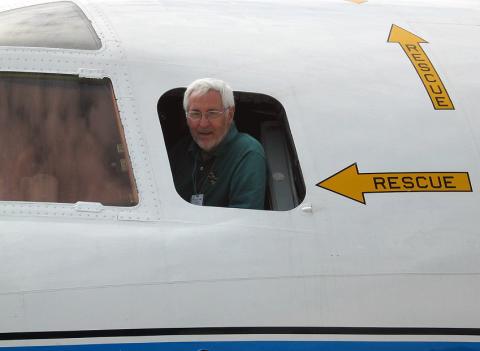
[170,124,267,209]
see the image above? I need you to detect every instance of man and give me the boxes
[170,78,267,209]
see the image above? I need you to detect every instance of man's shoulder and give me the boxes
[170,135,193,157]
[169,135,195,174]
[231,132,265,158]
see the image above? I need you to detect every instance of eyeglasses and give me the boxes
[186,109,227,121]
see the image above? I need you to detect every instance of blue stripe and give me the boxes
[2,341,480,351]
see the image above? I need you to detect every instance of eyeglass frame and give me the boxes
[185,108,228,121]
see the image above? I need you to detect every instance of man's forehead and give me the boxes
[189,89,222,105]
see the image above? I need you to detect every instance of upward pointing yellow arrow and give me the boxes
[388,24,427,44]
[388,24,454,110]
[347,0,368,4]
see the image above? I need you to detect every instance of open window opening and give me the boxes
[0,72,138,206]
[158,88,306,211]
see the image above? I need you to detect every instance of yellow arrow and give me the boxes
[388,24,454,110]
[317,163,472,204]
[347,0,368,4]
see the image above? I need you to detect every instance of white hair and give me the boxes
[183,78,235,111]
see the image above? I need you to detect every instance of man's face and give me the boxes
[186,90,234,152]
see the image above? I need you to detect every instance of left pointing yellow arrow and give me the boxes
[317,163,472,204]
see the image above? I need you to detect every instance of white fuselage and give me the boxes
[1,0,480,349]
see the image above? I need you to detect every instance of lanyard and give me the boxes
[192,153,216,195]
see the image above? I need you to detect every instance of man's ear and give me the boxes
[227,106,235,123]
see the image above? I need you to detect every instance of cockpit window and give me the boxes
[0,1,101,50]
[0,72,138,206]
[158,89,306,211]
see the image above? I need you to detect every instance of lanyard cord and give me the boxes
[192,155,198,194]
[192,153,216,195]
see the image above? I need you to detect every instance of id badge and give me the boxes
[190,194,204,206]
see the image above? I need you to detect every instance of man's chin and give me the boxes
[196,139,216,152]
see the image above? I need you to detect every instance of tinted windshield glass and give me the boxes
[0,73,137,206]
[0,2,101,50]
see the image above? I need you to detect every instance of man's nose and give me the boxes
[198,114,211,127]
